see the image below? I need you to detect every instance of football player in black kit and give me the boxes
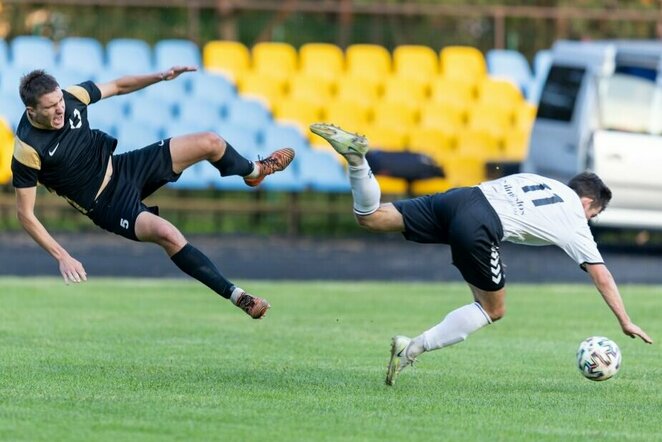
[11,66,295,319]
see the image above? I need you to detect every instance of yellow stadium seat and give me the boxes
[444,156,488,187]
[335,75,381,107]
[410,177,453,196]
[322,99,371,132]
[407,127,455,163]
[381,76,429,106]
[455,129,502,161]
[203,40,250,82]
[466,103,514,139]
[287,73,335,108]
[362,125,409,152]
[477,78,524,107]
[419,101,466,134]
[371,101,419,129]
[376,175,409,195]
[0,118,13,185]
[237,72,287,109]
[514,101,537,131]
[502,128,531,161]
[299,43,345,82]
[393,45,438,83]
[346,44,392,85]
[274,98,323,130]
[252,42,298,82]
[440,46,487,83]
[429,77,476,107]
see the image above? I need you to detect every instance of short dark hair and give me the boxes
[19,69,60,107]
[568,171,612,211]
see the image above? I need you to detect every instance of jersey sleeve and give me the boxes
[65,81,102,105]
[561,223,604,270]
[11,156,39,188]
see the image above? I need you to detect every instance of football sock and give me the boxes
[416,302,492,353]
[211,141,255,177]
[348,157,381,216]
[170,243,234,299]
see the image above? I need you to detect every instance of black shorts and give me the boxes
[392,187,505,291]
[87,139,180,241]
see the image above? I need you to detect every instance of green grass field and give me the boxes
[0,278,660,442]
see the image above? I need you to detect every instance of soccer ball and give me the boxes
[576,336,622,381]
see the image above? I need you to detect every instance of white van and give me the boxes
[522,40,662,230]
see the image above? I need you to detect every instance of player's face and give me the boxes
[582,198,603,220]
[30,88,65,130]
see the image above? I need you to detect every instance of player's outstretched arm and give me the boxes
[96,65,197,99]
[585,263,653,344]
[15,187,87,284]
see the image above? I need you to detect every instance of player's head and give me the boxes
[19,69,65,130]
[568,172,612,219]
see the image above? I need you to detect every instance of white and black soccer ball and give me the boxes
[576,336,622,381]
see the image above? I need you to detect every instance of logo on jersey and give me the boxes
[490,245,502,284]
[69,109,82,129]
[48,142,60,156]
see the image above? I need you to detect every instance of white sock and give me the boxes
[230,287,244,304]
[419,302,492,352]
[348,157,381,215]
[245,161,259,178]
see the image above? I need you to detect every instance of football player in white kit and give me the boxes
[310,123,653,386]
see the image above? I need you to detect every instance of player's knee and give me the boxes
[200,131,226,157]
[152,223,186,250]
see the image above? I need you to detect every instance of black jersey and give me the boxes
[11,81,117,213]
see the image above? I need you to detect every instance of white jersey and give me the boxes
[478,173,603,267]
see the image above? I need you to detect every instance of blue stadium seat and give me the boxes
[106,38,153,74]
[0,39,8,68]
[58,37,104,78]
[189,71,236,107]
[0,92,25,130]
[298,149,350,193]
[259,165,304,192]
[226,97,272,133]
[217,124,261,152]
[51,67,94,89]
[87,96,129,135]
[162,120,214,139]
[154,39,201,72]
[528,49,553,104]
[486,49,532,95]
[114,121,162,154]
[0,65,24,95]
[177,97,225,130]
[142,77,190,109]
[168,162,217,190]
[127,96,175,130]
[10,36,56,70]
[261,122,310,154]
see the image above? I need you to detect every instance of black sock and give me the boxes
[171,243,234,299]
[210,142,254,177]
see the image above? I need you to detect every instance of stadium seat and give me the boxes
[188,71,237,107]
[154,39,201,72]
[467,102,515,139]
[168,161,216,190]
[429,77,476,107]
[299,43,345,82]
[502,128,531,161]
[273,98,323,132]
[514,101,537,131]
[407,127,455,164]
[141,75,190,109]
[298,149,350,193]
[371,101,418,130]
[50,67,93,88]
[419,101,466,134]
[226,97,273,132]
[0,92,25,130]
[0,66,23,95]
[261,122,310,154]
[87,96,129,134]
[217,124,261,152]
[58,37,104,78]
[106,38,153,74]
[114,121,163,154]
[382,76,429,106]
[335,75,381,108]
[393,45,438,84]
[443,156,487,187]
[362,125,409,152]
[202,40,250,81]
[440,46,487,84]
[10,36,56,70]
[127,96,174,130]
[455,129,502,161]
[176,96,225,130]
[259,164,304,192]
[477,78,524,107]
[287,73,335,108]
[0,39,8,68]
[252,42,298,82]
[237,71,287,109]
[0,118,13,185]
[322,99,371,132]
[486,49,533,95]
[528,49,553,104]
[346,44,392,85]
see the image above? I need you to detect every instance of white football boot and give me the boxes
[385,335,416,386]
[309,123,369,156]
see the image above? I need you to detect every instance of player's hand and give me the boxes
[161,66,197,81]
[58,255,87,285]
[621,322,653,344]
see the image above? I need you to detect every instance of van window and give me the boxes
[598,72,661,134]
[537,65,585,122]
